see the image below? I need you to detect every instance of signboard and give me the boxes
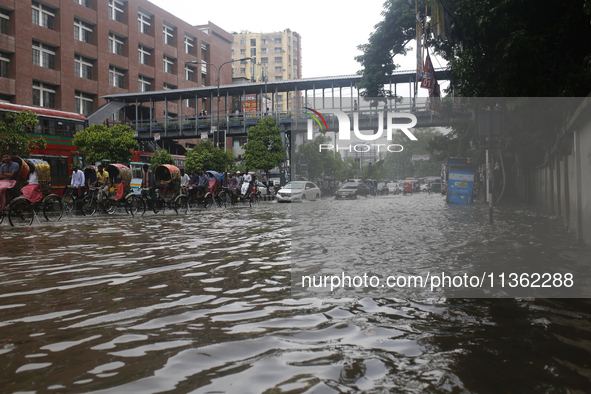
[242,95,258,116]
[411,155,430,161]
[154,133,160,141]
[200,132,208,140]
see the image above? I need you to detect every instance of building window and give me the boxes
[0,10,9,35]
[275,66,282,73]
[250,48,256,56]
[185,98,196,108]
[250,38,256,46]
[138,44,151,66]
[274,57,282,63]
[185,65,195,81]
[163,55,174,74]
[274,38,282,44]
[109,33,124,55]
[239,39,245,45]
[32,2,55,30]
[163,23,174,45]
[74,19,93,44]
[261,38,267,45]
[274,47,282,53]
[276,94,283,101]
[185,35,195,55]
[32,41,56,70]
[74,0,92,9]
[277,103,283,111]
[275,76,283,81]
[261,48,268,54]
[108,0,124,22]
[33,81,55,108]
[75,91,93,115]
[74,55,93,80]
[240,49,245,55]
[138,75,151,92]
[163,83,176,90]
[240,68,245,74]
[293,59,298,65]
[109,66,124,88]
[138,10,151,35]
[261,57,268,64]
[0,52,9,78]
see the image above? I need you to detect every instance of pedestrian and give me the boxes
[241,169,252,196]
[353,100,358,111]
[70,164,86,198]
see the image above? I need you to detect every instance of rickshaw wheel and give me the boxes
[43,195,63,221]
[204,195,214,209]
[81,195,96,216]
[127,195,145,216]
[104,200,116,215]
[8,198,34,227]
[0,210,4,225]
[175,195,188,214]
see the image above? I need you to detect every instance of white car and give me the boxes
[276,181,321,202]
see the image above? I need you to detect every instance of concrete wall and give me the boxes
[521,98,591,244]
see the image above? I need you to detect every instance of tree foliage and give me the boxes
[73,124,138,164]
[0,111,46,158]
[243,117,286,173]
[356,0,591,164]
[150,149,174,170]
[185,139,235,173]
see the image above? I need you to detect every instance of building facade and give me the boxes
[0,0,233,120]
[231,29,301,112]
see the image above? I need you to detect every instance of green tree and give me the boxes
[356,0,591,163]
[243,116,286,179]
[185,139,235,173]
[0,111,46,157]
[73,124,138,164]
[150,149,174,170]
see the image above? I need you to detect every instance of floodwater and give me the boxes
[1,195,591,393]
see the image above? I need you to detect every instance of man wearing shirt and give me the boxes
[241,170,252,196]
[70,165,86,198]
[227,173,239,197]
[195,170,209,198]
[96,164,111,204]
[0,151,19,211]
[180,169,190,195]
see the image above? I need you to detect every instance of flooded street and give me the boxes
[1,195,591,393]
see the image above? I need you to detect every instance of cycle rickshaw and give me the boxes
[0,157,62,226]
[206,170,226,208]
[140,164,187,214]
[62,165,97,215]
[81,163,141,216]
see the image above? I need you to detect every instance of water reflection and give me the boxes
[0,197,590,392]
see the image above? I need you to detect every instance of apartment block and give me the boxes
[0,0,233,119]
[231,29,301,111]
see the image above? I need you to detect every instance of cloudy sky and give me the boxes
[148,0,424,77]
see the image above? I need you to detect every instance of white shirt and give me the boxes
[181,173,190,187]
[71,169,85,187]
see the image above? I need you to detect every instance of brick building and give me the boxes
[0,0,233,121]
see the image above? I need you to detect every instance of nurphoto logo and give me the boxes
[304,107,419,152]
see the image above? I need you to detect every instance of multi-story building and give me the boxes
[0,0,233,120]
[231,29,301,112]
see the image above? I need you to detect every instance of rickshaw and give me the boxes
[402,181,413,195]
[81,164,142,216]
[142,164,187,214]
[62,164,96,215]
[1,157,62,226]
[206,170,227,208]
[187,170,216,210]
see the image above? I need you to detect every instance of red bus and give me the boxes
[131,151,185,168]
[0,102,87,196]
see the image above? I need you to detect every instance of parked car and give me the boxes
[276,181,321,202]
[335,182,370,200]
[377,182,390,195]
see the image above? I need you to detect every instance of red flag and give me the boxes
[420,54,435,90]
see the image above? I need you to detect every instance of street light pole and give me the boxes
[186,57,252,150]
